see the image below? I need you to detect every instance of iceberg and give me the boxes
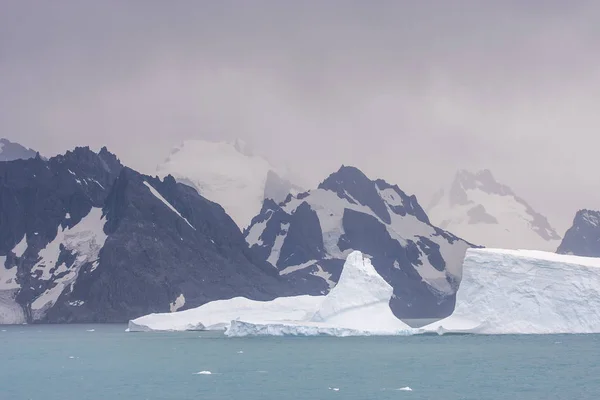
[128,251,416,336]
[425,248,600,334]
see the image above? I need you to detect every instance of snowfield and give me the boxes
[128,248,600,336]
[425,248,600,334]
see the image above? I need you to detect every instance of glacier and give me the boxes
[425,248,600,334]
[128,251,417,336]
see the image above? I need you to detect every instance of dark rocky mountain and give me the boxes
[0,147,292,324]
[0,138,38,162]
[244,166,474,322]
[557,210,600,257]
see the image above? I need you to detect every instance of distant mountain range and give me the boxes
[427,169,561,251]
[2,139,599,325]
[156,139,302,229]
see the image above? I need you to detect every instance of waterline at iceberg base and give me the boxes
[127,249,600,336]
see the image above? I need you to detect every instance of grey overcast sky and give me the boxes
[2,0,599,231]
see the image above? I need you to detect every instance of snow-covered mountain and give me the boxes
[0,138,38,161]
[244,165,473,320]
[427,169,561,250]
[156,139,302,229]
[557,210,600,257]
[0,146,295,324]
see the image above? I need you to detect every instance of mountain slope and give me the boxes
[156,139,301,229]
[0,138,38,161]
[244,166,473,321]
[557,210,600,257]
[427,169,561,250]
[0,147,292,323]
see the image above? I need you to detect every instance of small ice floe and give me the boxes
[86,329,95,332]
[396,387,413,391]
[554,341,562,344]
[328,387,340,392]
[68,356,75,359]
[1,329,6,332]
[256,370,268,374]
[237,351,244,354]
[194,371,212,375]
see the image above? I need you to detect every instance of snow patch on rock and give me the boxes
[143,181,195,230]
[170,294,186,312]
[12,235,28,258]
[30,207,108,318]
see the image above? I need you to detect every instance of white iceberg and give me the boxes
[128,251,416,336]
[130,247,600,336]
[425,248,600,335]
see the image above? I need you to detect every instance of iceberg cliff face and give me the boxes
[129,251,415,336]
[427,248,600,334]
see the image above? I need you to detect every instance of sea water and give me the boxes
[1,324,599,400]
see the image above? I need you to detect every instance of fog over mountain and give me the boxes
[3,1,600,231]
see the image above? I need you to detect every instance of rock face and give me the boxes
[0,138,38,161]
[427,169,561,250]
[244,166,473,320]
[557,210,600,257]
[156,139,302,229]
[0,147,292,323]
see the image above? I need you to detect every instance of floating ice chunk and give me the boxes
[328,387,340,392]
[397,387,413,391]
[194,371,212,375]
[237,350,243,354]
[128,295,321,332]
[86,329,95,332]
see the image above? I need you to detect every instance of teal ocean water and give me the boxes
[1,324,599,400]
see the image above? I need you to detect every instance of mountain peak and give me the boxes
[557,209,600,257]
[156,139,302,229]
[452,169,513,198]
[229,138,253,157]
[244,165,472,320]
[428,169,560,250]
[0,138,38,162]
[574,209,600,226]
[318,165,370,189]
